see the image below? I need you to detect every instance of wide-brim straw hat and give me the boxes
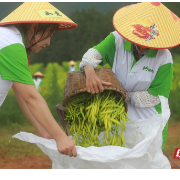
[68,60,76,66]
[0,2,77,31]
[32,71,44,78]
[113,2,180,49]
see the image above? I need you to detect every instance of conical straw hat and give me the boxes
[0,2,77,31]
[32,71,44,78]
[113,2,180,49]
[68,60,76,66]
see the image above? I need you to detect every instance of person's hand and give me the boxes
[56,136,77,157]
[84,65,112,94]
[13,78,76,158]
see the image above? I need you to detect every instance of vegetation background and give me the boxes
[0,2,180,169]
[0,2,180,127]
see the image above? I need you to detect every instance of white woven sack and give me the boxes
[12,96,171,169]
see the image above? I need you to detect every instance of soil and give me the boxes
[0,155,52,169]
[167,158,180,169]
[0,122,179,169]
[163,123,180,169]
[0,154,179,169]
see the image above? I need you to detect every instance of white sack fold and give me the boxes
[12,96,171,169]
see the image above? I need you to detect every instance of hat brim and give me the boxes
[113,2,180,49]
[32,71,44,77]
[0,2,78,31]
[0,21,77,31]
[69,63,76,65]
[33,75,44,78]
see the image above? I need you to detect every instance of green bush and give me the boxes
[0,89,29,127]
[29,63,44,75]
[1,55,180,128]
[169,54,180,119]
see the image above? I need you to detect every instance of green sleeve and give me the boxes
[40,80,44,86]
[148,63,173,114]
[0,43,35,85]
[75,66,78,71]
[93,32,116,69]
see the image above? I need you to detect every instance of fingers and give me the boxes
[72,146,77,157]
[88,83,95,94]
[97,81,111,92]
[86,80,112,93]
[86,71,112,94]
[58,148,71,157]
[98,81,104,92]
[92,81,99,94]
[86,83,95,94]
[101,81,112,86]
[59,147,77,157]
[58,140,77,157]
[67,146,77,157]
[68,149,72,157]
[86,84,91,93]
[87,82,98,94]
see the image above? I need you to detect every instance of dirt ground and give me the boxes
[0,122,179,169]
[167,158,180,169]
[163,122,180,169]
[0,154,179,169]
[0,155,52,169]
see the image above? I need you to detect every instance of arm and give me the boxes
[79,32,116,71]
[148,62,173,113]
[12,81,77,157]
[129,55,173,109]
[79,48,103,72]
[12,84,52,139]
[130,91,161,107]
[0,41,76,156]
[80,33,117,93]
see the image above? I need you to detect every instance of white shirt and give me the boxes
[80,31,173,122]
[69,65,76,71]
[0,75,13,107]
[33,78,42,91]
[111,31,172,122]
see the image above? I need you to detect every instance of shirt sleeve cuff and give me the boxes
[130,92,135,106]
[79,62,96,72]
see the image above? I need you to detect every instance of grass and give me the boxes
[0,118,180,159]
[163,118,180,157]
[0,124,46,158]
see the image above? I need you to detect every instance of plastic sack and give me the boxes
[12,96,171,169]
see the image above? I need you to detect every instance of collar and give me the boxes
[124,39,158,57]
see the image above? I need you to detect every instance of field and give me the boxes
[0,120,180,169]
[0,60,180,169]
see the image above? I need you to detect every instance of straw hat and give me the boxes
[0,2,77,31]
[68,60,76,66]
[113,2,180,49]
[32,71,44,78]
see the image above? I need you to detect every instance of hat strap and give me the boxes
[136,47,143,61]
[30,24,39,50]
[26,24,39,66]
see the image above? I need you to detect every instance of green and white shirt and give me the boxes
[0,25,34,106]
[80,31,173,122]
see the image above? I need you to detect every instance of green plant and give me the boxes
[66,90,133,147]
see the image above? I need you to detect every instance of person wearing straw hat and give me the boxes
[32,71,44,91]
[69,60,77,71]
[0,2,78,157]
[79,2,180,150]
